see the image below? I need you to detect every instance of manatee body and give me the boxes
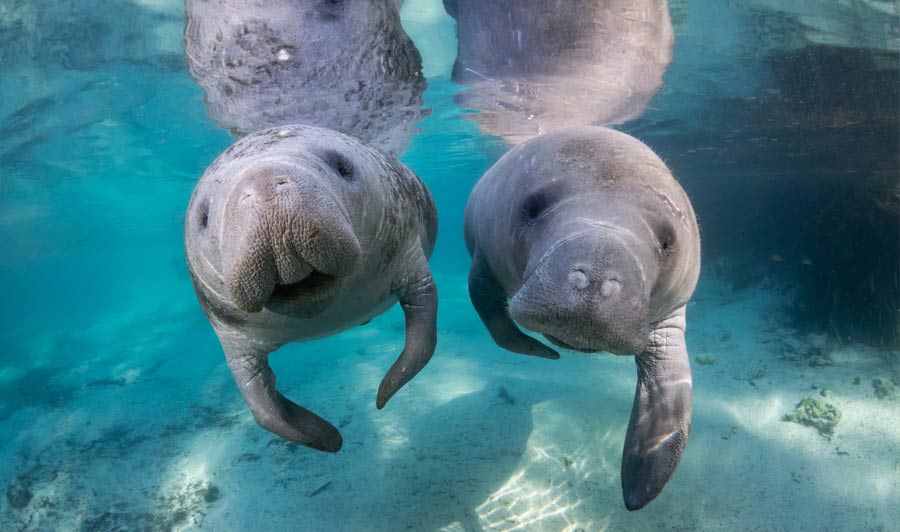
[464,126,700,510]
[184,0,426,156]
[185,125,438,452]
[445,0,673,143]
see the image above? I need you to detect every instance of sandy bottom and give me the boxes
[1,267,898,531]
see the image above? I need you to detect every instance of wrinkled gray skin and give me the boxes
[185,125,438,453]
[184,0,426,156]
[444,0,673,144]
[464,126,700,510]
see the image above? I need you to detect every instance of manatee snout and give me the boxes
[509,231,651,354]
[221,162,362,315]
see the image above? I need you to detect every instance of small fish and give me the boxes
[770,254,783,263]
[801,257,813,266]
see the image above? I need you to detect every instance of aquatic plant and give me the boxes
[695,354,718,365]
[782,397,842,438]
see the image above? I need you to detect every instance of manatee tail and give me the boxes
[621,306,692,510]
[219,330,342,452]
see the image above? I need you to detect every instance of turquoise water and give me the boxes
[1,1,898,530]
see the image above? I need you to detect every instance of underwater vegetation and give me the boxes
[694,354,718,366]
[782,397,842,438]
[872,377,897,400]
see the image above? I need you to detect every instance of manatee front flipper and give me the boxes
[621,306,692,510]
[468,249,560,359]
[377,248,438,409]
[217,329,342,452]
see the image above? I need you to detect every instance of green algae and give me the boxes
[695,354,718,365]
[872,378,896,399]
[783,397,842,438]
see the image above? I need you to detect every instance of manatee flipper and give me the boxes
[468,249,560,359]
[376,248,438,409]
[621,306,692,510]
[218,330,343,452]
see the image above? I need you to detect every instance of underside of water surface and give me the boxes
[0,1,898,531]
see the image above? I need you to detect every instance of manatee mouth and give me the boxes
[540,327,648,356]
[265,270,341,316]
[544,334,597,353]
[270,271,336,301]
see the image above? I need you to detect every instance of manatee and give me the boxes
[463,126,700,510]
[444,0,673,143]
[184,0,427,156]
[185,125,438,452]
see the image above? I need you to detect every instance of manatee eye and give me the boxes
[322,150,355,182]
[197,198,210,230]
[520,191,551,226]
[657,222,676,256]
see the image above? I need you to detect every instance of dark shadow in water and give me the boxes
[365,383,536,532]
[0,368,76,422]
[228,373,555,532]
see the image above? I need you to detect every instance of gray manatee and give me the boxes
[444,0,673,143]
[463,126,700,510]
[184,0,426,156]
[185,125,438,452]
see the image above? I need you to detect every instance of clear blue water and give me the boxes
[1,1,898,531]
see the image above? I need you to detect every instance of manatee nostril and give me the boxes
[275,178,291,192]
[568,269,589,290]
[240,190,255,205]
[601,279,622,298]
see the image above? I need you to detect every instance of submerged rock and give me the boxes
[872,378,897,399]
[201,484,221,503]
[496,385,516,406]
[4,478,32,510]
[783,397,842,438]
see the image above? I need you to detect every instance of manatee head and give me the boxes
[501,129,694,356]
[187,136,367,318]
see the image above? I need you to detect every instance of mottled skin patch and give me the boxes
[185,0,426,156]
[185,125,437,452]
[464,126,700,510]
[444,0,673,144]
